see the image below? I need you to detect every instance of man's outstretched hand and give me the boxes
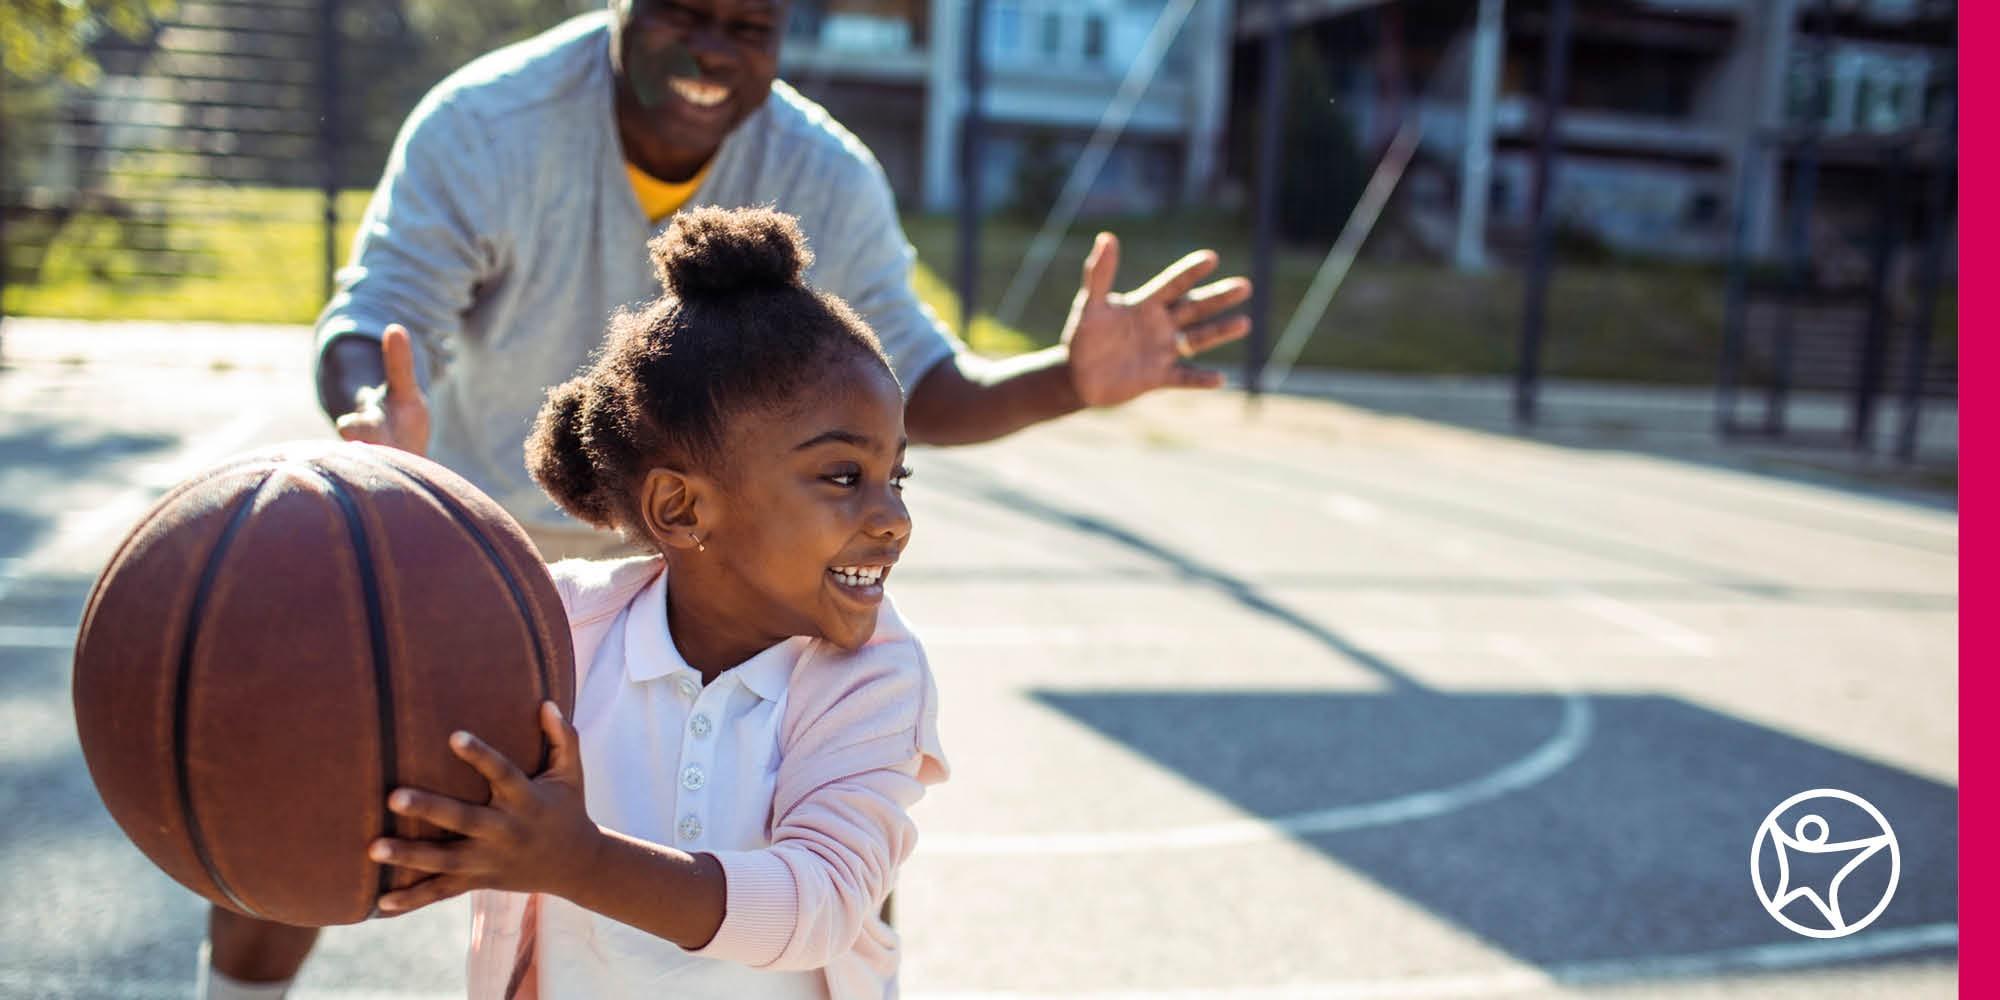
[1061,232,1253,408]
[334,324,431,457]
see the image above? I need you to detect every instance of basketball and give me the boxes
[72,441,575,927]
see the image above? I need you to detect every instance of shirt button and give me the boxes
[679,814,703,841]
[681,763,706,791]
[690,714,713,738]
[676,677,699,700]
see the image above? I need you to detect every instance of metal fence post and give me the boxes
[955,0,986,337]
[0,38,10,343]
[1247,0,1287,399]
[1717,140,1761,437]
[1896,132,1956,463]
[320,0,343,306]
[1517,0,1572,428]
[1851,143,1907,451]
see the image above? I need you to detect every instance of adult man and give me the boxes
[210,0,1249,995]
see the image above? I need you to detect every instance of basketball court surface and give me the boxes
[0,326,1957,997]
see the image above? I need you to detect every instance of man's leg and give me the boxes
[199,906,319,998]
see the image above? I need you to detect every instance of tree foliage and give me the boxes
[1,0,178,86]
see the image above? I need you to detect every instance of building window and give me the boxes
[1041,10,1062,56]
[990,0,1021,59]
[1082,13,1105,62]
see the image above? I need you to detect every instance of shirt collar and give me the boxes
[621,568,805,702]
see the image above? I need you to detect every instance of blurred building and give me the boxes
[1230,0,1955,265]
[779,0,1236,214]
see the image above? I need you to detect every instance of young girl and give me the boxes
[363,206,947,999]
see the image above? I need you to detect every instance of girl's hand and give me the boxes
[368,702,600,914]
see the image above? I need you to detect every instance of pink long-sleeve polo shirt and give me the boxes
[465,555,949,999]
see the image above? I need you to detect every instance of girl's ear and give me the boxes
[639,466,711,553]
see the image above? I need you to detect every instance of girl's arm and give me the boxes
[369,702,932,967]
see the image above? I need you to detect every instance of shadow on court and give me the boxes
[0,420,177,562]
[924,454,1956,978]
[1035,689,1958,977]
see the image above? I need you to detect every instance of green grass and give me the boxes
[4,186,1951,386]
[7,188,373,324]
[903,212,1740,384]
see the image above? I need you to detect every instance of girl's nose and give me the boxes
[870,491,912,541]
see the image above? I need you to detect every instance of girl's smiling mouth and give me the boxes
[827,563,892,603]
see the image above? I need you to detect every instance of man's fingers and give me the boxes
[386,788,510,840]
[381,325,421,398]
[1179,316,1251,356]
[1081,232,1119,302]
[373,875,471,916]
[1170,277,1253,326]
[449,731,533,801]
[1133,250,1219,306]
[1167,364,1227,390]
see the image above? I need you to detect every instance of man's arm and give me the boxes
[903,347,1081,446]
[314,91,494,445]
[903,233,1251,446]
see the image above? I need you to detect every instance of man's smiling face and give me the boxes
[610,0,787,175]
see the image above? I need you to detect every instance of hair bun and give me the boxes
[651,205,814,298]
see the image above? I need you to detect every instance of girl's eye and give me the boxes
[730,20,773,44]
[826,472,860,488]
[891,466,914,490]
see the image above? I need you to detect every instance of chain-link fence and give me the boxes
[1,0,593,324]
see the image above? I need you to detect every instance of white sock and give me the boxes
[196,940,294,1000]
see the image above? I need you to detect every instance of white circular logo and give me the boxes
[1751,788,1900,939]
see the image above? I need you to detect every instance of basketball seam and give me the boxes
[304,462,402,907]
[376,464,558,773]
[172,469,275,919]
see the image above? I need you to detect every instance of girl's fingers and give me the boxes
[374,874,471,916]
[386,788,509,839]
[448,730,532,800]
[539,702,582,777]
[369,836,482,876]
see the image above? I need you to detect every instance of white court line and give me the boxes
[1382,494,1717,660]
[909,920,1956,999]
[1558,586,1714,658]
[924,639,1591,857]
[1322,492,1383,525]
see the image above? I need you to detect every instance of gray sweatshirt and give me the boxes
[315,12,960,533]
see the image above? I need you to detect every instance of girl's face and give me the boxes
[705,356,912,652]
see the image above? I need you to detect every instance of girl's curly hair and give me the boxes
[525,205,892,537]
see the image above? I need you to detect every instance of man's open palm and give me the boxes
[1061,233,1253,408]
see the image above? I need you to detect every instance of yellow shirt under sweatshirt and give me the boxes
[627,160,711,223]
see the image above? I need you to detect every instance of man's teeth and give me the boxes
[669,77,729,108]
[831,566,886,587]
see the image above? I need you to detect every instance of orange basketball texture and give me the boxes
[72,441,576,926]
